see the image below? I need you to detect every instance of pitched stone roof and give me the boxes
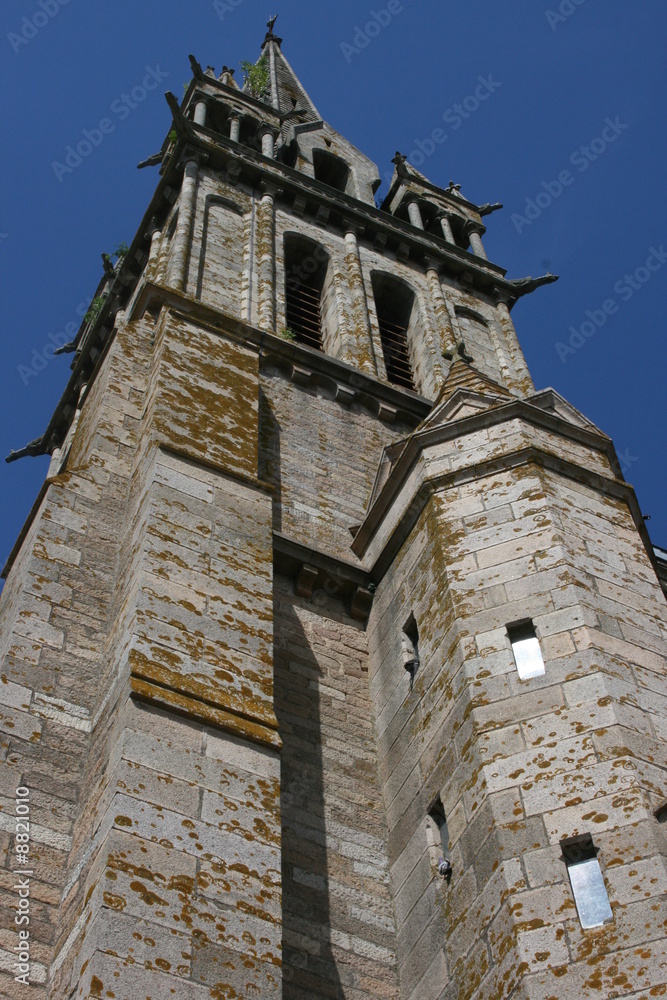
[435,358,513,406]
[258,27,322,129]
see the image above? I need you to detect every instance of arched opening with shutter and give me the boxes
[371,272,416,391]
[284,234,331,351]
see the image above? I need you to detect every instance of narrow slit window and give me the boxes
[508,620,545,680]
[562,835,613,929]
[428,797,449,858]
[371,273,416,391]
[401,613,420,683]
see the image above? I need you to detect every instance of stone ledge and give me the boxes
[130,677,282,752]
[127,286,432,426]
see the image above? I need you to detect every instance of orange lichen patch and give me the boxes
[581,811,609,824]
[518,918,545,931]
[133,885,165,911]
[102,893,127,912]
[151,321,261,479]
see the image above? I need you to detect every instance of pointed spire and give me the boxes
[256,18,321,122]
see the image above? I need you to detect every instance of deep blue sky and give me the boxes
[0,0,665,586]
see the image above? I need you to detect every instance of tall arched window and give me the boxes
[371,273,416,391]
[284,234,330,351]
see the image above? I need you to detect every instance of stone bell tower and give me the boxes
[1,18,666,1000]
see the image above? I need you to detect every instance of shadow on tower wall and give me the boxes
[275,589,345,998]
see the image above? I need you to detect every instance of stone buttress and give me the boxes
[354,365,667,998]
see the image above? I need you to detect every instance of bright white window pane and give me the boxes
[568,858,613,929]
[511,635,545,680]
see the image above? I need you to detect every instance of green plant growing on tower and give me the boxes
[102,243,129,271]
[84,295,106,325]
[168,128,178,145]
[241,55,270,99]
[279,326,297,342]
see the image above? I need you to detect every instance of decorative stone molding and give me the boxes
[274,533,375,623]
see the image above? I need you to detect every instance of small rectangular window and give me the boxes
[508,620,545,680]
[562,835,613,929]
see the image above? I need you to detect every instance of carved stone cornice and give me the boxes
[158,126,509,286]
[273,533,375,622]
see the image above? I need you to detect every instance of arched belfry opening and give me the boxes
[284,233,331,351]
[371,272,417,391]
[313,149,351,194]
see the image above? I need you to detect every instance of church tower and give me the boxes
[1,21,666,999]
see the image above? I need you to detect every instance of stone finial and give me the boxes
[263,14,282,47]
[391,151,409,177]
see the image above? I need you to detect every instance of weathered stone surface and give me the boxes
[364,419,667,998]
[0,35,665,1000]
